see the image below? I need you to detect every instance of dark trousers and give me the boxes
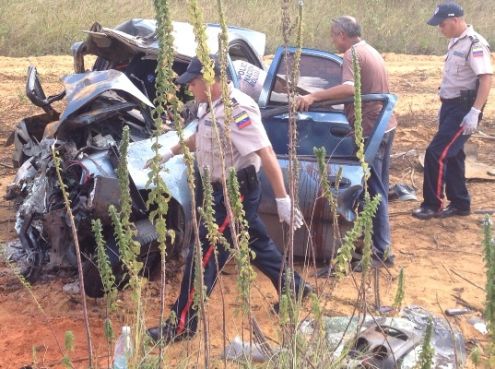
[368,130,394,259]
[422,100,471,211]
[171,174,304,335]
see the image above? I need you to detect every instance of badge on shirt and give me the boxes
[234,111,252,129]
[472,45,484,58]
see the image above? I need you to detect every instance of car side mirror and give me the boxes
[25,65,65,115]
[26,65,48,108]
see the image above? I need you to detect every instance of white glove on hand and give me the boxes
[275,196,304,230]
[461,107,481,135]
[144,148,174,168]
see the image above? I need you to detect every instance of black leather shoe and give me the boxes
[147,322,194,345]
[411,206,439,220]
[437,205,470,218]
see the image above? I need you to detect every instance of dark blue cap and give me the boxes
[427,2,464,26]
[176,56,221,84]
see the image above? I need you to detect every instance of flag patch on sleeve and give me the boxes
[472,46,484,58]
[234,111,252,129]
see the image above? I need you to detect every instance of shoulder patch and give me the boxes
[472,44,485,58]
[234,111,252,129]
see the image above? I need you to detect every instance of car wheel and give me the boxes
[82,219,161,298]
[82,235,126,298]
[134,218,159,279]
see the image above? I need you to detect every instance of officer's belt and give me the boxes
[440,96,462,103]
[211,165,258,193]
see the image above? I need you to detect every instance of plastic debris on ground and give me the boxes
[300,305,466,369]
[222,335,278,362]
[4,239,23,262]
[468,317,488,335]
[63,280,80,295]
[388,184,417,201]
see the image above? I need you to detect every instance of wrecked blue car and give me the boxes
[5,19,396,297]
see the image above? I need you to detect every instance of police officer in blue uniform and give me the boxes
[147,56,311,344]
[413,2,492,219]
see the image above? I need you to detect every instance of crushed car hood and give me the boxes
[60,69,154,123]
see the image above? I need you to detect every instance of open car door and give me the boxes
[257,47,397,260]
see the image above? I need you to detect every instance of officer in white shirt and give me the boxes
[413,2,492,220]
[147,56,311,344]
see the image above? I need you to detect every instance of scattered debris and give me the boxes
[223,336,277,362]
[63,280,80,295]
[390,149,418,158]
[473,130,495,141]
[389,183,417,201]
[377,305,398,315]
[300,305,466,368]
[349,322,421,369]
[444,308,471,317]
[4,239,23,261]
[468,317,488,335]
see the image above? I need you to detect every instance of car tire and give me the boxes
[82,219,161,298]
[134,218,160,279]
[82,235,127,298]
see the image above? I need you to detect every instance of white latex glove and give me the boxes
[461,107,481,135]
[275,196,304,230]
[144,148,174,169]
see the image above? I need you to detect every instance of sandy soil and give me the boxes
[0,54,494,368]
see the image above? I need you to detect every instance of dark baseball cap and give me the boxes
[176,56,221,84]
[427,2,464,26]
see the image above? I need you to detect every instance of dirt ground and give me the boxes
[0,54,494,369]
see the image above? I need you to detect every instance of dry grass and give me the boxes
[0,0,493,57]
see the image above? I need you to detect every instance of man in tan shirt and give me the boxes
[297,16,396,269]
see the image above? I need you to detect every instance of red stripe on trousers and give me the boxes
[435,127,464,209]
[177,195,244,333]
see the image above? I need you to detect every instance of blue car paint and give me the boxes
[254,47,397,259]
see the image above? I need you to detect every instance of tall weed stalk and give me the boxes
[482,216,495,361]
[91,218,117,369]
[187,0,216,363]
[51,145,94,368]
[108,126,145,367]
[278,1,307,368]
[149,0,178,366]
